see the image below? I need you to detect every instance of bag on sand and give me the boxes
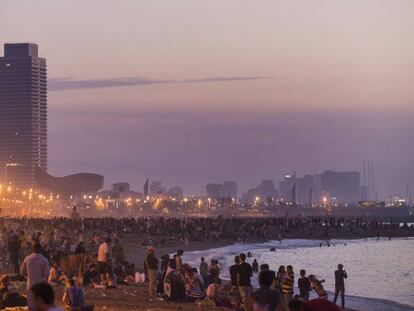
[135,272,145,283]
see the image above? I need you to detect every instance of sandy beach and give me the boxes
[49,285,359,311]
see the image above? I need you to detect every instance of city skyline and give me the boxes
[1,1,414,197]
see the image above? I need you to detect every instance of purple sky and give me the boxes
[1,0,414,197]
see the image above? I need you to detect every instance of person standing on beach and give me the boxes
[310,275,328,299]
[20,243,50,311]
[199,257,208,284]
[298,269,311,300]
[97,238,111,285]
[333,264,347,308]
[237,253,253,309]
[276,265,286,292]
[282,265,294,304]
[229,256,241,309]
[112,238,125,266]
[174,249,183,271]
[252,259,259,274]
[144,246,159,301]
[8,230,21,274]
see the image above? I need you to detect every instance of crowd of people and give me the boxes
[0,216,410,310]
[138,245,349,310]
[0,216,411,248]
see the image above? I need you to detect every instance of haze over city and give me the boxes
[1,0,413,197]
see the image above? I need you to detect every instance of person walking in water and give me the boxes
[333,264,347,308]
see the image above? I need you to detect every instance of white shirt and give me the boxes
[97,242,109,262]
[20,253,50,289]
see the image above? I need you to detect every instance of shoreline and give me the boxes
[177,237,414,311]
[122,232,414,269]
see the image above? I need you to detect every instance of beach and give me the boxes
[3,217,413,311]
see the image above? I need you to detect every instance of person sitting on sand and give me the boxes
[82,264,99,288]
[0,275,26,308]
[48,262,61,286]
[199,279,232,309]
[309,275,327,299]
[62,279,84,311]
[184,267,204,302]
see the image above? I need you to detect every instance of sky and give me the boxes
[1,0,414,197]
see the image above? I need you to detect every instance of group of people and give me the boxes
[227,254,348,310]
[0,215,400,311]
[138,243,349,311]
[0,216,410,249]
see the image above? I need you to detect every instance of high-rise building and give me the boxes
[206,183,224,199]
[296,175,314,205]
[279,173,296,202]
[257,180,277,200]
[223,181,238,198]
[0,43,47,188]
[321,170,361,204]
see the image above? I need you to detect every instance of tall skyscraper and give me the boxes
[0,43,47,188]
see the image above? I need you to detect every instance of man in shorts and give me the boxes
[97,238,111,285]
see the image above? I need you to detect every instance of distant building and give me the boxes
[223,181,238,198]
[296,175,313,205]
[168,186,184,199]
[0,43,47,187]
[311,174,322,203]
[35,167,103,195]
[242,188,260,203]
[150,181,166,195]
[206,183,224,199]
[112,182,130,194]
[321,170,361,204]
[279,173,296,202]
[257,180,277,200]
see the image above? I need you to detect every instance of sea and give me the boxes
[183,237,414,311]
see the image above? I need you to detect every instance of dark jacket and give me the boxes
[145,253,159,270]
[335,269,347,288]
